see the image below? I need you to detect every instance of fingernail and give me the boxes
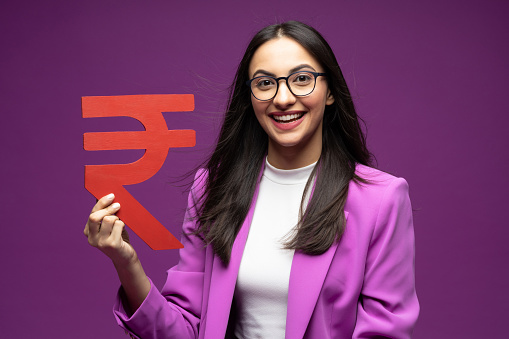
[112,202,120,209]
[106,193,114,200]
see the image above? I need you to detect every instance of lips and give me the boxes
[268,111,306,131]
[270,112,305,123]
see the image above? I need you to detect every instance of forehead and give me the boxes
[249,37,322,76]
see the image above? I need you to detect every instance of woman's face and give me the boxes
[248,37,334,169]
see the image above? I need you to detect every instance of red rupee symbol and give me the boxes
[82,94,196,250]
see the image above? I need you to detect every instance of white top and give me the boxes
[233,158,316,339]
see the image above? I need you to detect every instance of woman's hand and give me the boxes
[84,193,151,313]
[84,193,137,267]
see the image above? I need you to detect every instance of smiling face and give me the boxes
[249,37,334,169]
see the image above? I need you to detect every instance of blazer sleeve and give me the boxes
[353,177,419,338]
[113,171,208,339]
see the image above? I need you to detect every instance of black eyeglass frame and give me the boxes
[246,71,327,101]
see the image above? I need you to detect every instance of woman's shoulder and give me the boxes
[190,168,208,189]
[184,168,209,208]
[349,163,410,204]
[354,163,400,182]
[354,164,408,186]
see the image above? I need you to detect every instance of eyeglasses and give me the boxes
[246,71,327,101]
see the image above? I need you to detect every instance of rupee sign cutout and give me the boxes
[83,94,196,250]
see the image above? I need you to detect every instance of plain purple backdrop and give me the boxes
[1,1,508,338]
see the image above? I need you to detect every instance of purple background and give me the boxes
[1,1,507,338]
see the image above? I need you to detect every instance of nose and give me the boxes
[272,81,296,108]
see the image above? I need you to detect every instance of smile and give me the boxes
[271,112,304,123]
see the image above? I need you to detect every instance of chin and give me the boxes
[271,137,304,149]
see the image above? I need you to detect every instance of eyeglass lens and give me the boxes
[250,71,317,101]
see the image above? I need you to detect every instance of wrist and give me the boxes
[113,257,150,312]
[111,251,140,272]
[106,242,138,268]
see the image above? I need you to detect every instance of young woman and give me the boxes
[84,21,419,338]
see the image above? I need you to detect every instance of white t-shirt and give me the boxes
[233,158,316,338]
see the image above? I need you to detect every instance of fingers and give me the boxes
[84,194,120,238]
[111,219,126,240]
[87,216,124,246]
[90,219,130,260]
[91,193,115,213]
[85,194,134,263]
[87,202,121,232]
[99,215,119,236]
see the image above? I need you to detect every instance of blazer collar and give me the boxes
[285,211,348,339]
[202,169,263,339]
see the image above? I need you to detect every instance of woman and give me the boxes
[85,21,419,338]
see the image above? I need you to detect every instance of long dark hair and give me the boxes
[193,21,372,264]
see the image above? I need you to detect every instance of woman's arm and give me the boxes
[110,170,208,339]
[353,178,419,338]
[84,194,150,313]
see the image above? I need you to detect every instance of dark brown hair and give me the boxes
[194,21,372,264]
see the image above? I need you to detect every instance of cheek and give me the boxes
[251,100,269,125]
[301,95,327,115]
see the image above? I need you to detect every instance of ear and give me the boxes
[325,89,335,105]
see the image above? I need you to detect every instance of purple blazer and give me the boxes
[114,164,419,338]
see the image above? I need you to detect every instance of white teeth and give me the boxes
[272,113,303,123]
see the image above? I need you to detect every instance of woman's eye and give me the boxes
[255,78,275,90]
[293,74,312,85]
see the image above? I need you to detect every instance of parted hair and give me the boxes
[193,21,372,264]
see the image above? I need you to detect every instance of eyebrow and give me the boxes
[252,64,317,78]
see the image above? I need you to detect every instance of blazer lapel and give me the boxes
[202,177,263,339]
[285,211,349,339]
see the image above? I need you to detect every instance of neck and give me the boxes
[267,135,322,170]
